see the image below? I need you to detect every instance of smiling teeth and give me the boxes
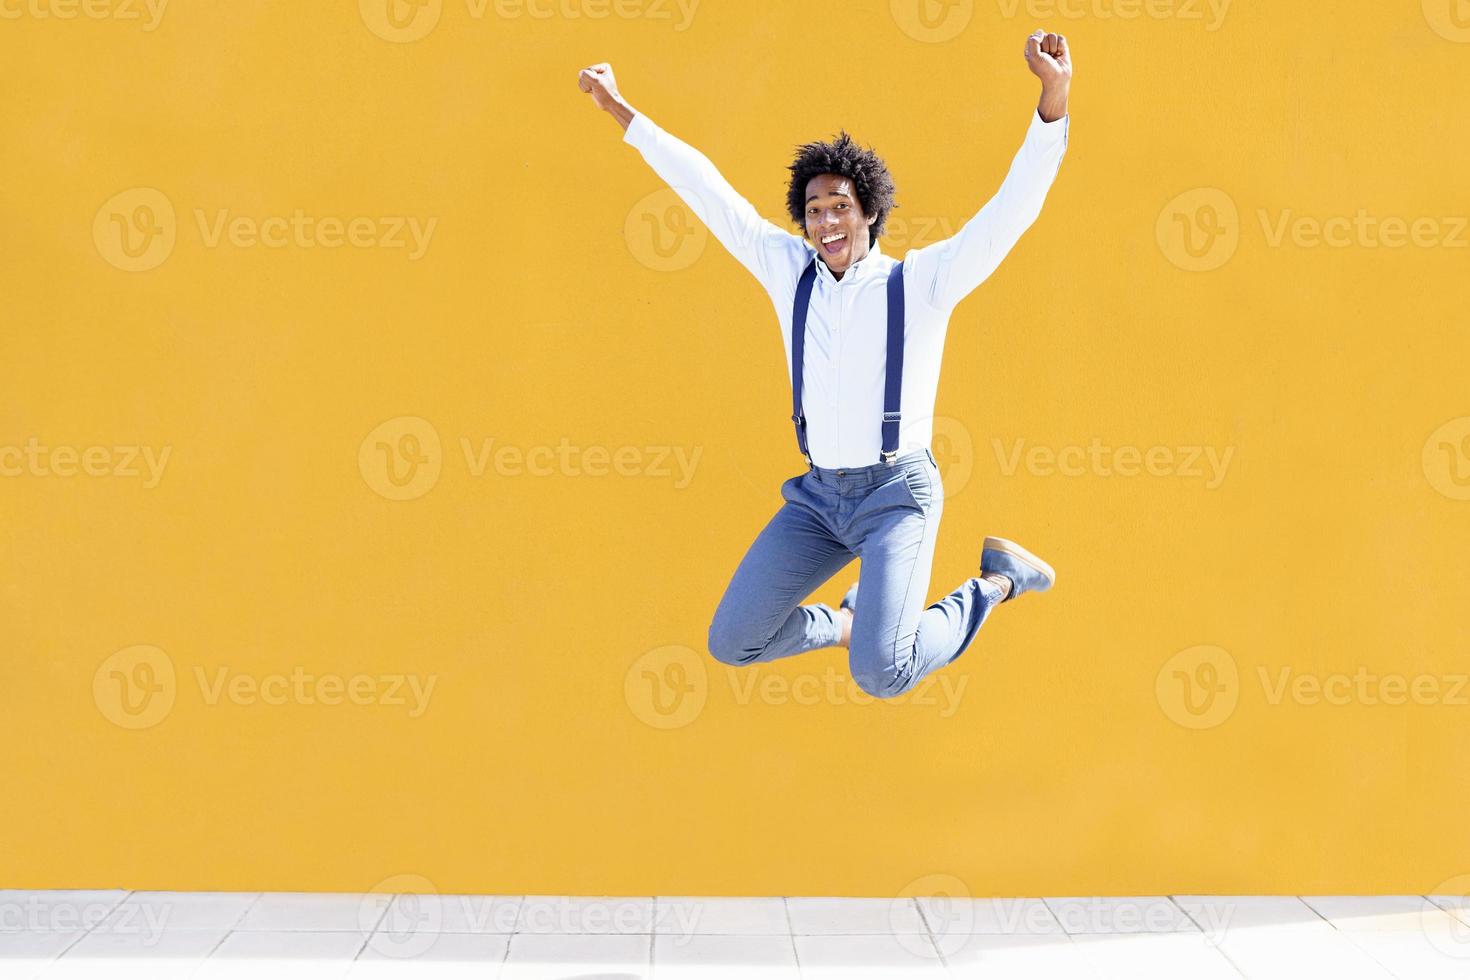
[821,233,846,244]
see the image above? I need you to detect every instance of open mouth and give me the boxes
[820,232,848,256]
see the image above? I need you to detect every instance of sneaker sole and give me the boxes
[983,535,1056,586]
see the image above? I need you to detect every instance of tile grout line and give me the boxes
[351,891,391,963]
[1166,895,1247,979]
[1302,896,1408,980]
[1039,897,1085,951]
[782,896,803,976]
[52,889,133,961]
[496,896,523,973]
[911,897,950,971]
[350,888,395,962]
[199,891,260,963]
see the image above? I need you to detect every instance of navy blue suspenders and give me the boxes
[790,256,905,467]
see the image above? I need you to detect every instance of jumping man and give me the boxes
[578,31,1072,699]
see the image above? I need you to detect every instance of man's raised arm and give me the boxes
[908,31,1073,314]
[578,62,800,293]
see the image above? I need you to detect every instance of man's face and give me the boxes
[803,173,876,276]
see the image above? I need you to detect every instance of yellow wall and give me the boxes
[3,1,1468,897]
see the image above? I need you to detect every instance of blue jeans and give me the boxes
[707,448,1003,699]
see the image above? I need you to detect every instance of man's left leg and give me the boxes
[844,462,1005,699]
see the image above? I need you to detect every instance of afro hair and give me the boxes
[786,130,898,248]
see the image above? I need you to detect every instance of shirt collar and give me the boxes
[814,238,884,285]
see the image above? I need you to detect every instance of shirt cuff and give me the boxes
[623,110,654,150]
[1029,106,1069,144]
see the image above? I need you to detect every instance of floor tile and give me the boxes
[378,894,520,935]
[1429,893,1470,926]
[1044,897,1197,934]
[501,933,650,979]
[200,930,368,978]
[652,933,798,979]
[1337,926,1470,980]
[43,928,227,979]
[1301,894,1460,931]
[351,932,512,977]
[1207,921,1394,979]
[514,895,654,935]
[653,897,789,936]
[1071,932,1241,979]
[942,933,1098,979]
[236,892,388,933]
[0,891,128,933]
[2,890,1460,978]
[916,896,1063,937]
[1173,895,1322,939]
[0,930,87,980]
[95,892,259,933]
[793,934,947,977]
[785,897,926,935]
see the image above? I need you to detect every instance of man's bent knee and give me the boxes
[707,616,769,666]
[850,666,909,700]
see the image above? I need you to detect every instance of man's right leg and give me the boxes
[707,489,855,666]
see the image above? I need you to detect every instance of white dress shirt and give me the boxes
[623,107,1069,469]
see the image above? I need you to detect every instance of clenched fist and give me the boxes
[1024,30,1073,87]
[578,62,622,112]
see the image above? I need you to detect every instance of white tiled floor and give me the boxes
[1,890,1469,977]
